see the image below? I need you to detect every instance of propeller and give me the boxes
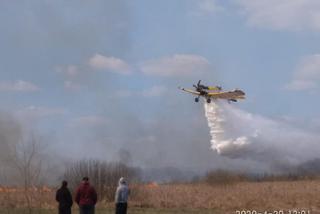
[193,80,202,90]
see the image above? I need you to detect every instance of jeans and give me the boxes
[59,207,71,214]
[79,205,95,214]
[115,203,127,214]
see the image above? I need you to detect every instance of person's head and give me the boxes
[82,176,89,183]
[119,177,126,185]
[62,180,68,187]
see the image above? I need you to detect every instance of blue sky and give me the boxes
[1,0,320,171]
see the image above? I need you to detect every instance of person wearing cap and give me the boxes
[75,177,97,214]
[56,180,73,214]
[115,177,130,214]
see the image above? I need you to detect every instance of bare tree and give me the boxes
[63,159,139,201]
[10,135,44,214]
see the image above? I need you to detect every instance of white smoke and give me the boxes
[204,101,320,169]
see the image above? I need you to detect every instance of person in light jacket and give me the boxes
[115,177,130,214]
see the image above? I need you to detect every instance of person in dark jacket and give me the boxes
[75,177,97,214]
[56,180,73,214]
[115,177,130,214]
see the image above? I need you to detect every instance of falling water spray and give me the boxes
[203,101,320,167]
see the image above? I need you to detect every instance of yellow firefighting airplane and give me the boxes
[178,80,245,103]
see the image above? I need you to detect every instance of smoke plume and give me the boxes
[204,101,320,170]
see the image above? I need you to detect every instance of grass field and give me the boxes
[2,180,320,213]
[0,208,218,214]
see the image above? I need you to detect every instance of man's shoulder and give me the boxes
[58,187,65,191]
[57,187,68,195]
[76,185,84,192]
[59,187,69,192]
[89,185,97,192]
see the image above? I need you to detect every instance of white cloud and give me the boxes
[140,54,211,77]
[286,54,320,91]
[237,0,320,31]
[88,54,131,74]
[0,80,39,92]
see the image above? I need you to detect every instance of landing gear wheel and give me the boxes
[207,99,211,103]
[195,97,199,102]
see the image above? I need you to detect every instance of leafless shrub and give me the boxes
[249,173,318,182]
[204,170,320,185]
[8,135,45,213]
[63,159,140,201]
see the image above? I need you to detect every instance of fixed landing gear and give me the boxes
[194,97,211,103]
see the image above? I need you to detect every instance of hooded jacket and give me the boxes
[115,177,129,203]
[75,181,97,206]
[56,186,73,209]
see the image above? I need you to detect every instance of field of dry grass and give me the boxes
[2,180,320,213]
[131,181,320,213]
[0,208,217,214]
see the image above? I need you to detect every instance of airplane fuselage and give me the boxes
[179,84,245,104]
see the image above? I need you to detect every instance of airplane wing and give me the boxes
[178,87,200,95]
[208,90,245,99]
